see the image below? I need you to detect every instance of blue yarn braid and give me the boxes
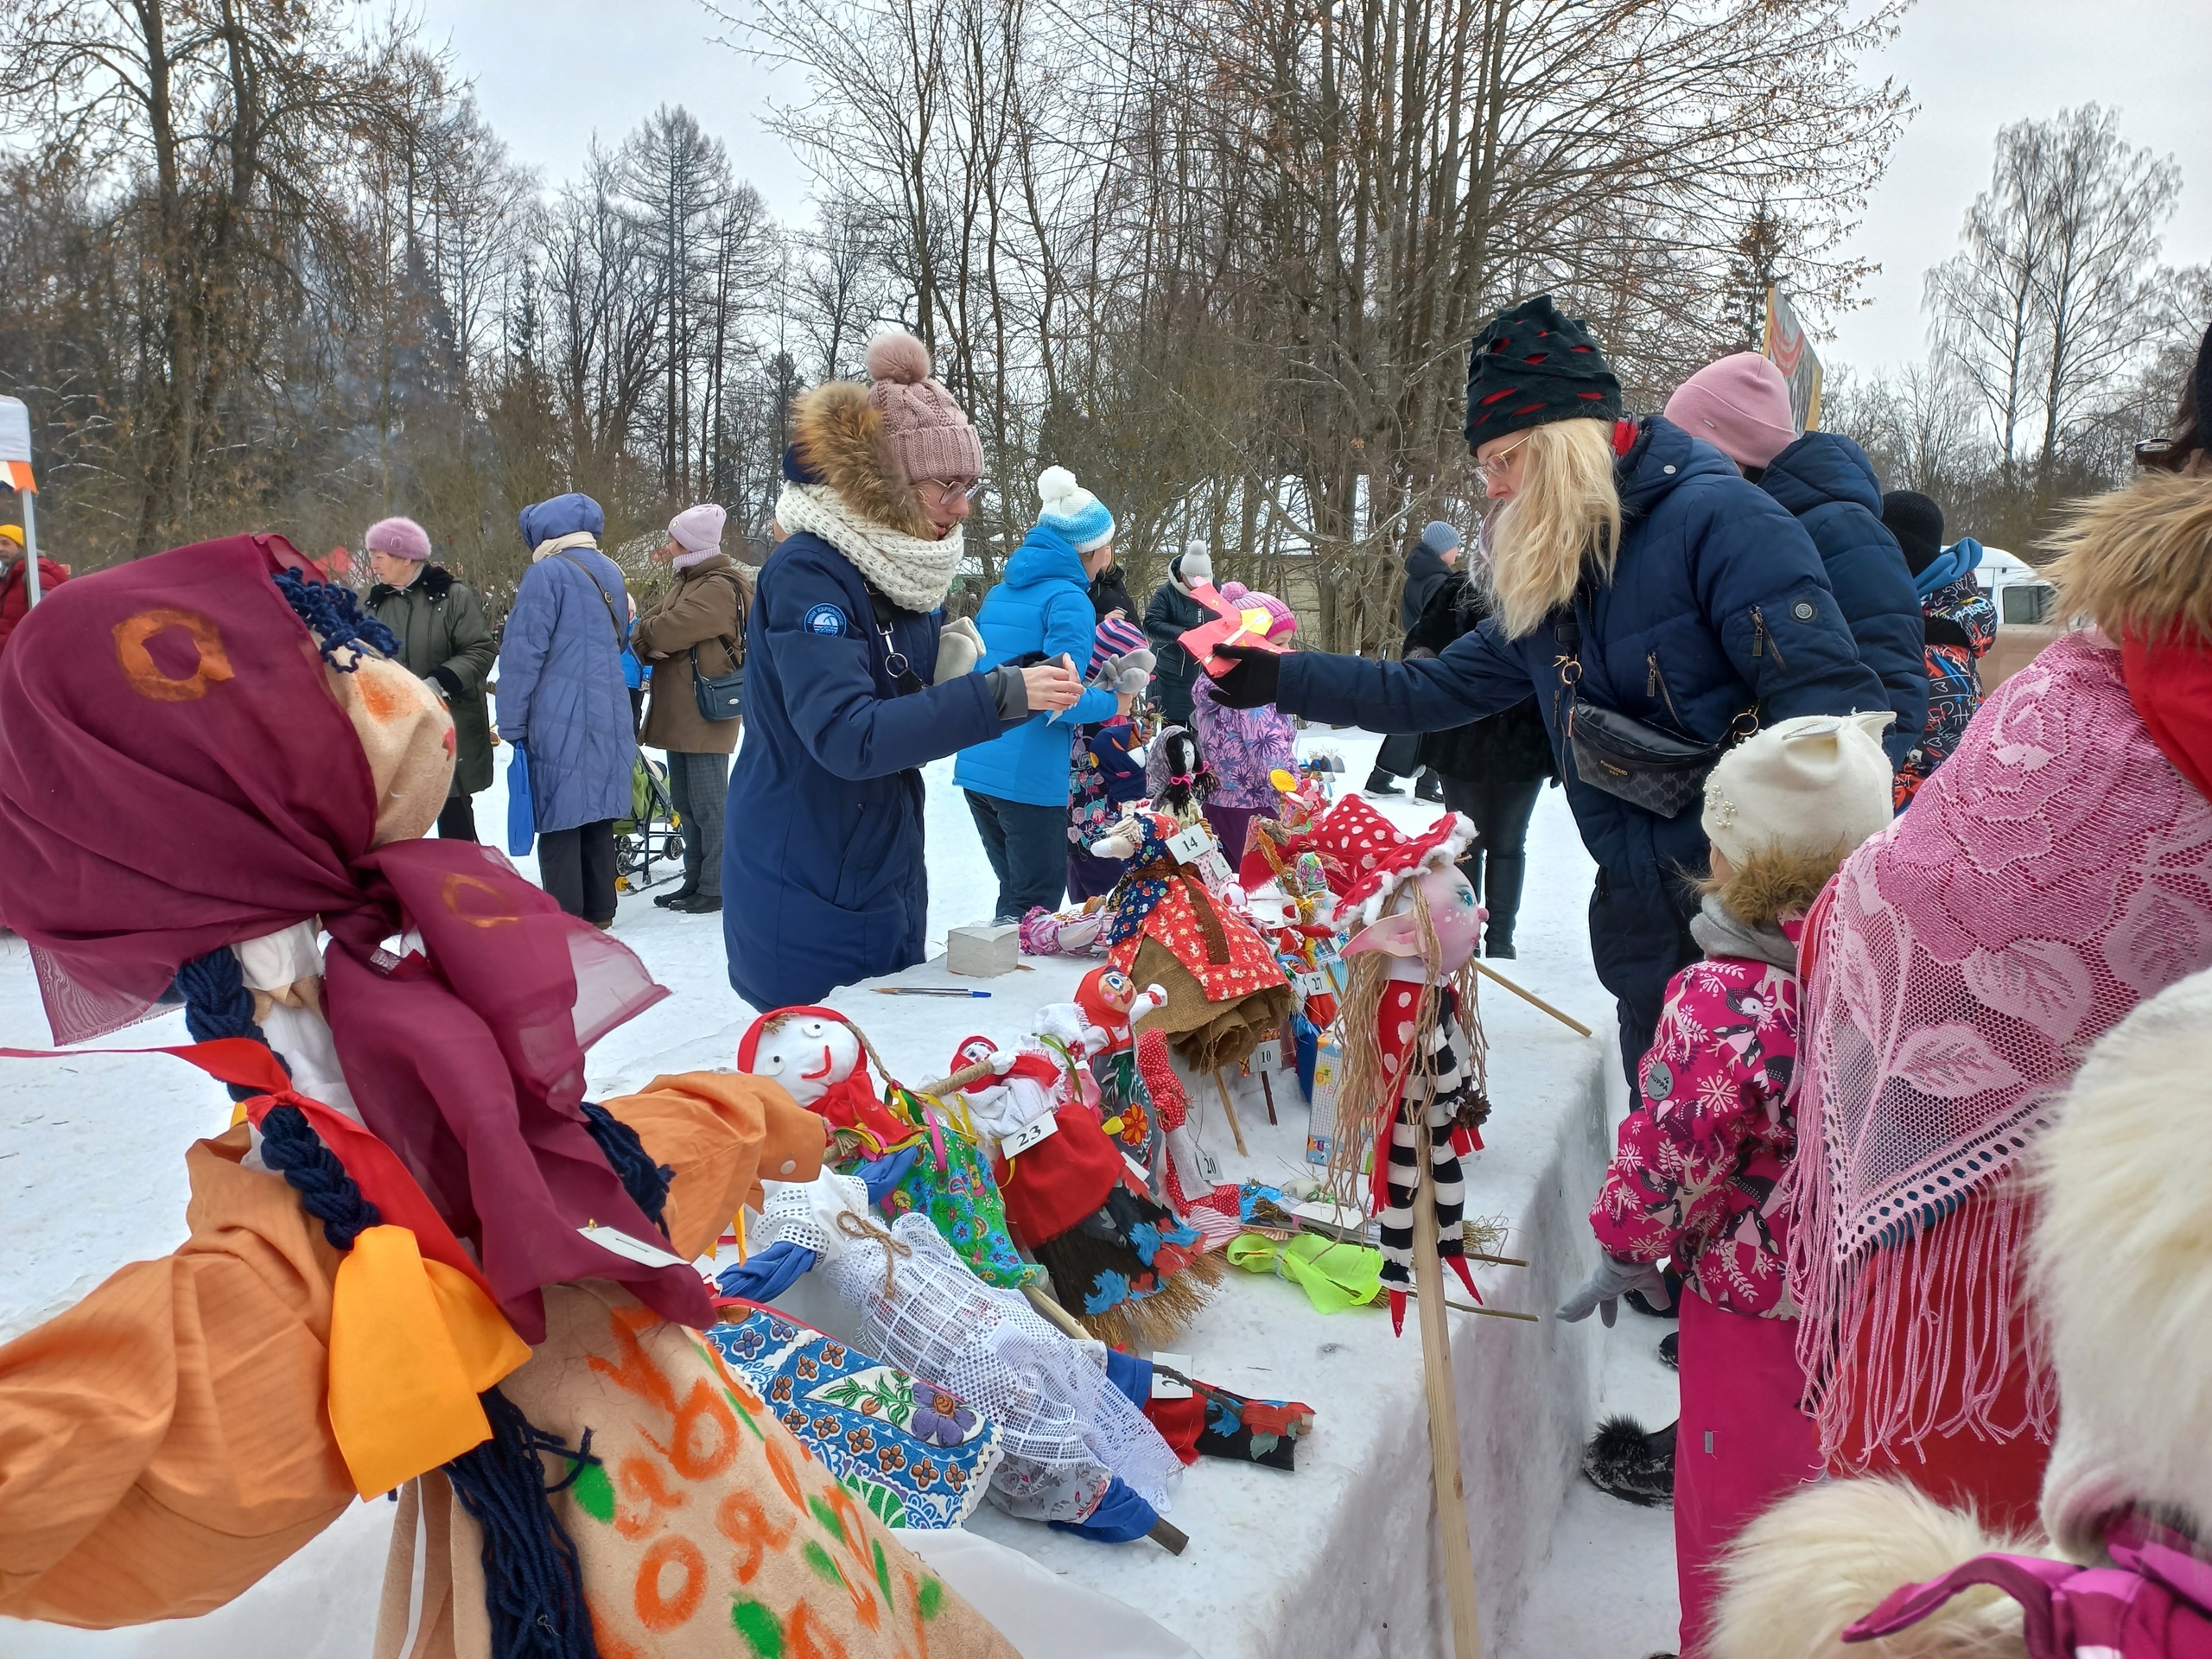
[176,950,602,1657]
[273,566,400,670]
[579,1101,672,1235]
[174,947,290,1102]
[444,1387,603,1659]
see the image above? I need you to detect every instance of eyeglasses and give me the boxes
[2135,437,2192,473]
[1474,432,1533,482]
[917,477,988,507]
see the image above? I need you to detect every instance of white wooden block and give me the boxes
[946,921,1020,977]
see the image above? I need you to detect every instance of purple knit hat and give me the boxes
[866,330,985,485]
[1090,614,1146,677]
[1664,353,1798,469]
[364,515,432,561]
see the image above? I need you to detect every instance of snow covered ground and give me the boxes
[0,728,1681,1659]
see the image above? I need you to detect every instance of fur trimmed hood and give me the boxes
[791,380,936,541]
[2046,474,2212,643]
[2035,965,2212,1562]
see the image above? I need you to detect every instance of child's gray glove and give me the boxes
[933,616,986,683]
[1556,1254,1669,1327]
[1097,646,1155,696]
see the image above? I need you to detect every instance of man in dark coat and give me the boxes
[1208,296,1890,1084]
[1142,544,1211,723]
[1667,353,1925,764]
[364,515,497,842]
[1366,520,1461,799]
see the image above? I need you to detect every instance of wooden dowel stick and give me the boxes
[1467,1251,1528,1268]
[1402,1287,1541,1322]
[1259,1069,1279,1125]
[1471,960,1592,1038]
[1211,1070,1249,1158]
[1020,1283,1090,1340]
[1413,1136,1484,1659]
[1148,1517,1191,1555]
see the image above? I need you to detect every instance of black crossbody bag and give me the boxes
[1550,609,1755,820]
[688,570,747,722]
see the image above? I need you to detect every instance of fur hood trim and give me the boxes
[791,380,936,542]
[1713,1479,2031,1659]
[2033,965,2212,1561]
[1707,842,1848,933]
[2045,474,2212,643]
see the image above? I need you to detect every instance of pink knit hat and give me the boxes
[668,503,726,555]
[1663,353,1799,470]
[364,515,432,562]
[1222,581,1297,641]
[865,330,985,485]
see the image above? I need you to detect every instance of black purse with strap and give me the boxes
[1550,608,1755,820]
[686,569,747,723]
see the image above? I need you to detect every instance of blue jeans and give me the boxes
[964,791,1068,922]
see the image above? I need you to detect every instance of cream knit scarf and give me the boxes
[531,531,600,563]
[775,481,963,613]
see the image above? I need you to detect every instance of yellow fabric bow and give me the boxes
[327,1224,532,1497]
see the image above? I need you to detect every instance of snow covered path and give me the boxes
[1,728,1681,1659]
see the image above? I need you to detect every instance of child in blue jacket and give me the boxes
[953,468,1128,920]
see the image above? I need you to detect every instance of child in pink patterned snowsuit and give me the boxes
[1189,582,1299,864]
[1558,710,1898,1659]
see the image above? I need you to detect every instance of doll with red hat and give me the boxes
[739,1005,1039,1288]
[1090,805,1294,1073]
[950,1010,1220,1347]
[1073,964,1168,1162]
[1309,795,1495,1334]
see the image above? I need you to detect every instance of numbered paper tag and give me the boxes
[1166,823,1217,862]
[1001,1112,1060,1159]
[1249,1039,1284,1072]
[1150,1351,1194,1400]
[1294,969,1331,998]
[1197,849,1234,888]
[1194,1142,1223,1185]
[580,1224,690,1269]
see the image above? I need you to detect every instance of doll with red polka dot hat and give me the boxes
[1310,794,1494,1334]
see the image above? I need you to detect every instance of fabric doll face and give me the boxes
[327,653,455,845]
[1344,864,1484,975]
[747,1015,861,1108]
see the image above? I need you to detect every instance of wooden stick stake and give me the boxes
[1020,1283,1090,1340]
[1412,1128,1484,1659]
[1259,1069,1279,1125]
[1211,1070,1249,1158]
[1471,960,1592,1038]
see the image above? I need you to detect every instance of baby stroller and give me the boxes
[614,753,685,894]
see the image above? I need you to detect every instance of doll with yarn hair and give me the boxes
[0,535,1015,1656]
[739,1004,1041,1289]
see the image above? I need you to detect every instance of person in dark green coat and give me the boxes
[363,515,498,841]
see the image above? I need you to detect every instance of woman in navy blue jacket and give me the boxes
[723,332,1080,1009]
[1209,297,1890,1083]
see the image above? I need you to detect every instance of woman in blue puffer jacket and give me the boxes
[954,467,1127,919]
[1207,296,1890,1084]
[497,491,637,925]
[1666,353,1926,761]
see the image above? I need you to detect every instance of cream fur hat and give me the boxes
[1700,711,1894,868]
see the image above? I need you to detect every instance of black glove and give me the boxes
[1209,645,1281,709]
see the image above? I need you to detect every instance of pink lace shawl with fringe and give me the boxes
[1789,633,2212,1462]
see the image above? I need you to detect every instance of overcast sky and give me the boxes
[435,0,2212,378]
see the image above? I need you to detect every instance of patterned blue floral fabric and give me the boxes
[707,1305,1003,1529]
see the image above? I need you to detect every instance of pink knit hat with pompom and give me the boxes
[866,330,985,486]
[1221,580,1297,641]
[364,515,432,561]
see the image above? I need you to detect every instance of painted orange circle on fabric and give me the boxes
[633,1534,707,1631]
[441,872,520,928]
[112,608,233,702]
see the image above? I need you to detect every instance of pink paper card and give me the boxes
[1178,579,1293,677]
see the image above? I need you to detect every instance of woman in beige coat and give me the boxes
[635,503,747,912]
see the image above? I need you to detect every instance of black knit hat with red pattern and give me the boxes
[1462,294,1624,448]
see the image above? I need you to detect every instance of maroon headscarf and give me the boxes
[0,535,703,1340]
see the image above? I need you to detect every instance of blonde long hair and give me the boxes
[1484,417,1624,639]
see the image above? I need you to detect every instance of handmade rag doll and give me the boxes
[0,535,1015,1656]
[1092,805,1294,1072]
[950,1013,1220,1347]
[1310,796,1492,1334]
[738,1005,1039,1289]
[750,1172,1186,1542]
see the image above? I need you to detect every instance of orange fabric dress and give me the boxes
[0,1072,830,1629]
